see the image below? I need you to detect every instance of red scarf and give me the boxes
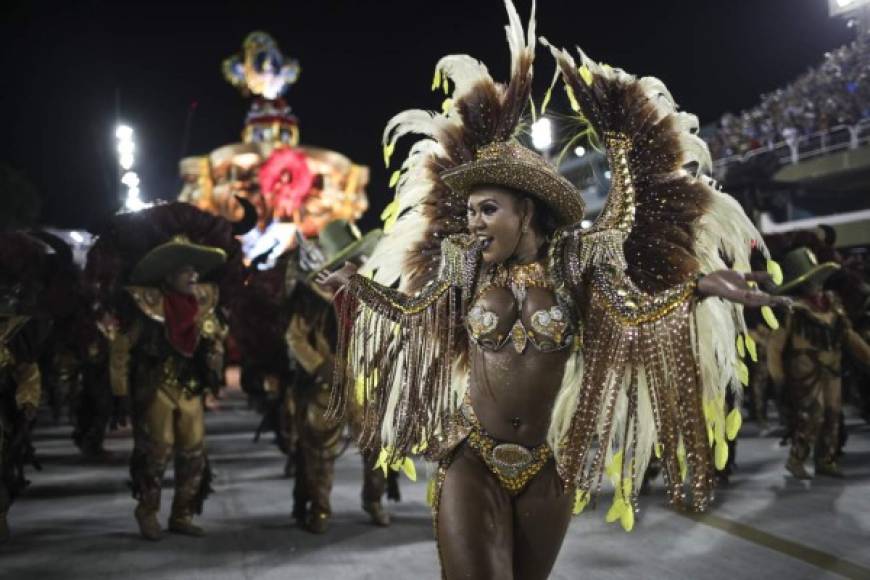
[163,291,200,356]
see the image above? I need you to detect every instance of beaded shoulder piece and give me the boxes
[542,40,768,291]
[330,234,481,460]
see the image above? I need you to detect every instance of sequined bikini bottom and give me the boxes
[459,399,552,496]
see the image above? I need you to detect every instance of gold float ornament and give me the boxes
[205,143,266,227]
[223,31,300,100]
[178,156,214,212]
[288,147,369,238]
[177,31,368,259]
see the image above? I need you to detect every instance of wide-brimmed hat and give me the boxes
[775,246,840,295]
[306,220,382,281]
[439,141,585,225]
[130,235,227,285]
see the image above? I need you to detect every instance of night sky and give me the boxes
[0,0,855,232]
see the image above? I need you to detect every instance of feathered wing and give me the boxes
[330,235,479,459]
[361,0,536,294]
[542,41,771,525]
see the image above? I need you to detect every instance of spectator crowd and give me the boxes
[707,32,870,160]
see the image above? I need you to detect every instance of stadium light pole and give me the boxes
[116,124,147,211]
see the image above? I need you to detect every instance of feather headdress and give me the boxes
[363,0,582,294]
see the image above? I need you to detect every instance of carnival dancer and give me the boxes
[0,232,52,544]
[32,232,80,426]
[232,249,298,478]
[30,231,116,459]
[767,247,870,479]
[88,200,252,540]
[68,306,116,459]
[318,2,789,577]
[286,220,392,533]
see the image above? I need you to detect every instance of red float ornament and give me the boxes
[258,147,315,220]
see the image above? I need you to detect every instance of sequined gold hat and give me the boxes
[440,141,585,225]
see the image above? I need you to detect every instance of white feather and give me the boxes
[434,54,490,101]
[638,76,676,110]
[383,109,442,148]
[678,132,713,176]
[503,0,527,74]
[547,351,584,459]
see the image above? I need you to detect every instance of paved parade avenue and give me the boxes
[3,390,870,580]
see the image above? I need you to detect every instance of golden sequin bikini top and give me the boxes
[466,260,573,354]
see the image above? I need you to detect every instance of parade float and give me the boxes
[179,32,369,260]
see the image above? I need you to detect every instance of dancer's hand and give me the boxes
[697,270,792,308]
[315,262,358,294]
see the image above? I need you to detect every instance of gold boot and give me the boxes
[169,447,209,537]
[168,514,205,537]
[304,509,330,534]
[134,503,163,541]
[786,456,812,480]
[131,445,170,541]
[815,460,844,478]
[363,501,391,527]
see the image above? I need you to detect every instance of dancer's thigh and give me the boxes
[438,444,514,580]
[512,461,573,580]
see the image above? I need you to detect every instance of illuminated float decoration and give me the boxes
[178,32,368,260]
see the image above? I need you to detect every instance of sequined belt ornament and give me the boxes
[461,402,552,495]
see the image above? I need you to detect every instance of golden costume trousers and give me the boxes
[295,383,385,517]
[131,382,210,520]
[787,351,842,465]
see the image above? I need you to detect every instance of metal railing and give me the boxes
[711,118,870,180]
